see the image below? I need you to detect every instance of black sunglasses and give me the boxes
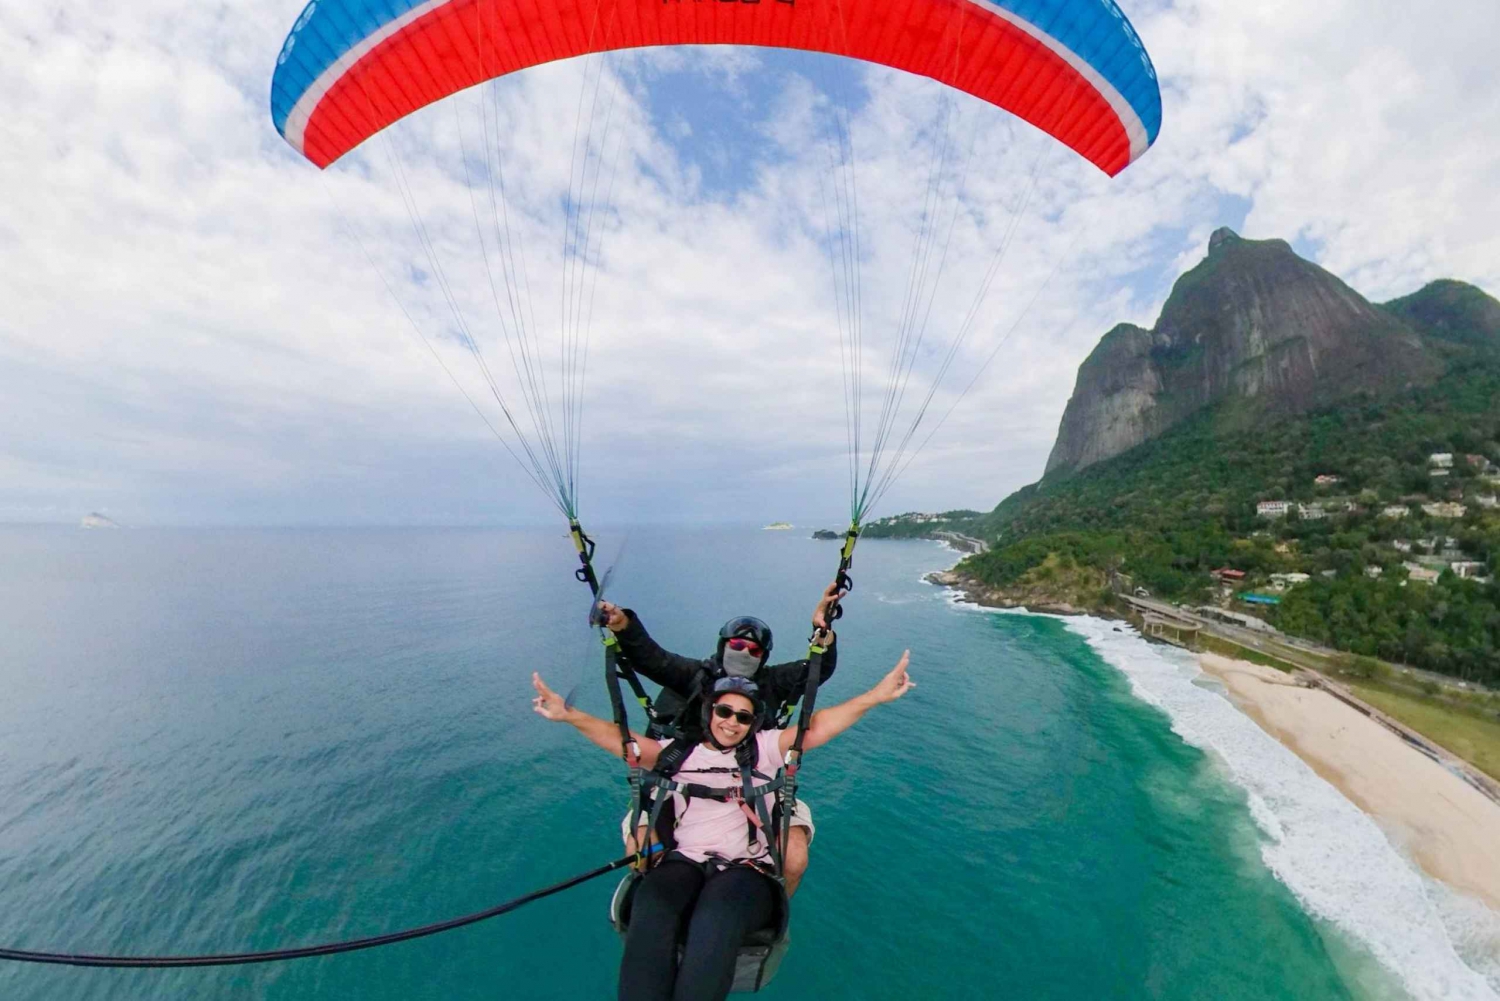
[712,704,756,726]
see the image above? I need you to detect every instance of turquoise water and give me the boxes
[0,525,1441,999]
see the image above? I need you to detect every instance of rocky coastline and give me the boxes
[923,567,1112,619]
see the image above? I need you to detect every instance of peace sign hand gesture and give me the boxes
[531,673,574,722]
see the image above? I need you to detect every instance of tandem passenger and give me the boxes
[530,651,914,1001]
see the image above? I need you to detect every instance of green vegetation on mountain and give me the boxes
[953,275,1500,686]
[862,510,982,539]
[1386,279,1500,351]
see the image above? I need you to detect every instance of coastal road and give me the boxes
[1122,596,1338,674]
[931,531,988,555]
[1125,595,1499,695]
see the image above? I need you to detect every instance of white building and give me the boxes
[1257,500,1292,519]
[1365,566,1384,578]
[1477,495,1499,509]
[1452,561,1488,579]
[1269,573,1312,589]
[1314,475,1342,487]
[1381,505,1410,519]
[1392,539,1413,553]
[1297,503,1326,520]
[1422,502,1468,519]
[1404,563,1441,584]
[1430,453,1454,468]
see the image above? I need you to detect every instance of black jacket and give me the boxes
[614,609,838,735]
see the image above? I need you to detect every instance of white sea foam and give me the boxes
[931,566,1500,998]
[1055,614,1500,1001]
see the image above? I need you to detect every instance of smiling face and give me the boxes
[707,692,756,748]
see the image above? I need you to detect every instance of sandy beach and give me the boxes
[1198,652,1500,913]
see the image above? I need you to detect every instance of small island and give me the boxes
[80,512,120,529]
[762,522,793,531]
[811,529,840,540]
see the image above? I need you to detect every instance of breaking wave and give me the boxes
[1058,614,1500,1001]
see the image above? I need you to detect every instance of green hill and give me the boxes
[1385,279,1500,351]
[868,243,1500,684]
[960,362,1500,684]
[943,270,1500,685]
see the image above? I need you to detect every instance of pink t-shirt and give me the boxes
[656,730,784,864]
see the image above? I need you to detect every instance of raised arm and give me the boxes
[532,672,664,769]
[763,581,846,698]
[779,651,914,757]
[596,603,706,696]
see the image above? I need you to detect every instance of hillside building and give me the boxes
[1403,563,1441,585]
[1256,500,1291,519]
[1430,453,1454,468]
[1392,540,1413,552]
[1314,475,1341,487]
[1297,503,1326,520]
[1195,607,1279,632]
[1422,502,1468,519]
[1381,505,1410,519]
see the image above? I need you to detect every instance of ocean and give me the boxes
[0,525,1494,1000]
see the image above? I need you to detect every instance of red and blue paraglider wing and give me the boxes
[270,0,1161,174]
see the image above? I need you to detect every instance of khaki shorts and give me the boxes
[622,798,816,846]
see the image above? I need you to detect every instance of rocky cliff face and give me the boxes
[1045,228,1443,475]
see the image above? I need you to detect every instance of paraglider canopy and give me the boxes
[271,0,1161,174]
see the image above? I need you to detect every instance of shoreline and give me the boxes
[925,561,1500,918]
[923,568,1107,618]
[931,559,1500,992]
[1199,651,1500,913]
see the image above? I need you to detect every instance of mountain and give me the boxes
[1045,228,1443,475]
[935,250,1500,684]
[1384,279,1500,350]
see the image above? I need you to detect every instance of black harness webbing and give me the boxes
[635,755,788,876]
[776,521,858,866]
[589,518,862,886]
[573,519,682,751]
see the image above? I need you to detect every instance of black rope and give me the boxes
[0,848,657,969]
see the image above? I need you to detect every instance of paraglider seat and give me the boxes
[609,869,790,993]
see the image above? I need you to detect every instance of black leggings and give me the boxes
[618,860,778,1001]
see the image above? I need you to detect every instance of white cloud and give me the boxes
[1,0,1497,525]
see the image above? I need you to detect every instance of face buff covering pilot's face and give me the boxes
[721,647,761,680]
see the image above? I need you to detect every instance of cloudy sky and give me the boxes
[2,0,1498,527]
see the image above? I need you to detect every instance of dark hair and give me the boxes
[700,676,764,746]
